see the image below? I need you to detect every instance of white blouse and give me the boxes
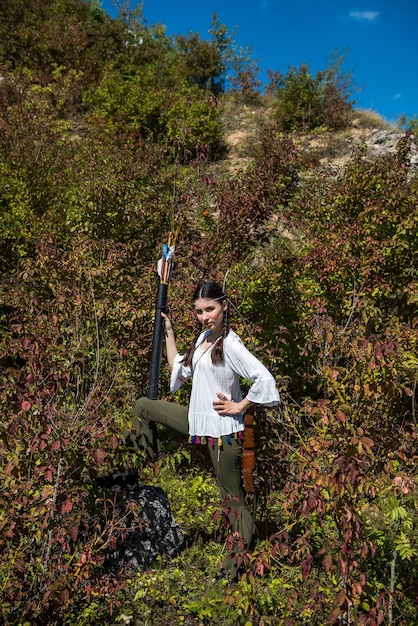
[170,330,280,438]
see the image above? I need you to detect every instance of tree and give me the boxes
[175,32,224,94]
[269,51,356,131]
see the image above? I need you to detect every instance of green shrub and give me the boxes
[270,54,354,132]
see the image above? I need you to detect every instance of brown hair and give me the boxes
[182,281,229,367]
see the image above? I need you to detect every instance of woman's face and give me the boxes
[193,298,226,335]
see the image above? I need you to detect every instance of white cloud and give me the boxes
[393,93,402,100]
[349,10,380,22]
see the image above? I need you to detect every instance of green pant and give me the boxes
[129,397,257,573]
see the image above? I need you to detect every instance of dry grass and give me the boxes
[352,108,397,130]
[214,101,402,180]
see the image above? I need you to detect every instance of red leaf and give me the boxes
[5,462,15,475]
[363,383,372,396]
[109,433,119,450]
[361,436,374,451]
[60,500,73,514]
[4,520,16,538]
[60,589,70,604]
[336,588,348,607]
[326,607,342,624]
[323,553,333,573]
[93,447,107,465]
[360,541,369,559]
[69,525,79,541]
[337,555,347,575]
[336,410,346,422]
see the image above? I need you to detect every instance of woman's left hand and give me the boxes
[213,393,243,416]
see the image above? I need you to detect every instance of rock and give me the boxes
[366,129,417,173]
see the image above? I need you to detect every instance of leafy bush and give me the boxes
[269,53,355,132]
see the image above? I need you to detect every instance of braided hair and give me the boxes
[181,281,230,367]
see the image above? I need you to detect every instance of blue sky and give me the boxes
[101,0,417,123]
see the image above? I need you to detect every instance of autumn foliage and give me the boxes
[0,1,417,624]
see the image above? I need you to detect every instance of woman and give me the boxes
[128,281,280,577]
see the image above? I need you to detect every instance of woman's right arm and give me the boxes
[161,312,178,371]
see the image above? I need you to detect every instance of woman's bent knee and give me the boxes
[132,396,153,417]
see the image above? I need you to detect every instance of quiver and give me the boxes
[242,407,256,494]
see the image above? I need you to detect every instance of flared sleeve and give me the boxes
[170,353,192,393]
[224,332,280,406]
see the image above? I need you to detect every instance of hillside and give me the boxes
[0,2,417,626]
[219,100,417,177]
